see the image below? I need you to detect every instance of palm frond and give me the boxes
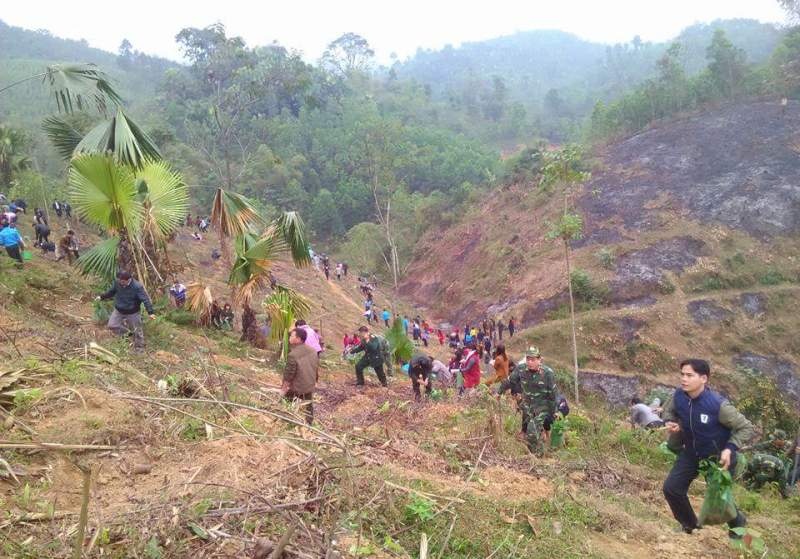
[75,109,162,169]
[136,160,189,239]
[43,63,123,115]
[41,116,84,160]
[272,211,311,267]
[262,286,311,343]
[228,230,290,305]
[68,154,143,233]
[186,282,215,326]
[76,237,120,282]
[211,188,263,239]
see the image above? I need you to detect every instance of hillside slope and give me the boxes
[400,100,800,402]
[1,229,799,558]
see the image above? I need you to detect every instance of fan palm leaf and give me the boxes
[42,63,123,115]
[68,154,143,234]
[74,108,161,169]
[41,116,84,160]
[76,237,120,282]
[272,211,311,267]
[229,231,287,306]
[135,160,189,239]
[263,286,311,357]
[211,188,263,239]
[186,282,215,326]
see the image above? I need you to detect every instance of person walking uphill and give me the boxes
[281,328,319,425]
[96,270,155,352]
[496,347,558,455]
[350,325,387,387]
[662,358,754,537]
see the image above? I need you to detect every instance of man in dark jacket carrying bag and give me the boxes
[662,358,754,537]
[96,270,155,351]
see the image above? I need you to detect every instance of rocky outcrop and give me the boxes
[733,352,800,407]
[687,300,734,324]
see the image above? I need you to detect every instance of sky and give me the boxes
[1,0,789,63]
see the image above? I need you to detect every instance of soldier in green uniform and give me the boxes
[350,325,388,387]
[495,346,558,455]
[743,430,795,497]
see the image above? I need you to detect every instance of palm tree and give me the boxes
[227,207,311,345]
[68,154,187,285]
[210,187,263,264]
[0,125,31,188]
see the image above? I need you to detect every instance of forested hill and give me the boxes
[394,19,783,137]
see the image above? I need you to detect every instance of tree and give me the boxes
[68,154,188,287]
[263,286,311,359]
[321,33,375,77]
[118,39,134,69]
[778,0,800,21]
[541,145,590,405]
[210,187,264,264]
[0,125,31,189]
[706,30,748,99]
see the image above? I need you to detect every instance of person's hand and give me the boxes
[719,448,732,470]
[94,296,101,301]
[666,421,681,433]
[149,314,156,320]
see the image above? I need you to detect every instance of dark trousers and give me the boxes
[412,374,432,401]
[284,391,313,425]
[384,319,389,327]
[663,451,741,530]
[5,245,22,263]
[355,357,386,386]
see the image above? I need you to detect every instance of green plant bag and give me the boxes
[550,417,567,448]
[698,460,738,526]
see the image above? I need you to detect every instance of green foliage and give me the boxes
[596,247,615,270]
[404,495,435,523]
[539,144,590,189]
[759,269,787,286]
[547,213,583,242]
[734,367,799,434]
[12,388,43,410]
[384,318,414,365]
[569,269,609,308]
[180,418,206,441]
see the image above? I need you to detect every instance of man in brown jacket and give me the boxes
[281,328,319,424]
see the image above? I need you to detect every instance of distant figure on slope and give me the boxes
[508,317,516,337]
[169,279,187,308]
[382,308,391,328]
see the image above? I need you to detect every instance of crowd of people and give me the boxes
[0,197,84,267]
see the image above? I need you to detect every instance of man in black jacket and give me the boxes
[408,353,433,401]
[96,270,155,351]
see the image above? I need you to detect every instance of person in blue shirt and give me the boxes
[662,358,754,538]
[402,316,409,335]
[0,223,25,265]
[381,308,391,327]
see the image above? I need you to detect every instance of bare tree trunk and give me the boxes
[564,240,580,405]
[241,303,257,345]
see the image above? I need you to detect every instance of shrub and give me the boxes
[596,248,615,270]
[570,269,609,308]
[759,270,786,286]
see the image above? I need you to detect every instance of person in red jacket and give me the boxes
[460,342,482,392]
[437,329,445,345]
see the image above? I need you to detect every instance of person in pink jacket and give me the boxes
[295,319,322,355]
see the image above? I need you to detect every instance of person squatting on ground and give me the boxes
[742,430,798,498]
[408,353,433,401]
[662,358,753,537]
[169,279,187,308]
[350,325,387,387]
[630,397,665,429]
[56,230,79,264]
[96,270,155,351]
[459,342,482,391]
[495,346,558,455]
[483,343,510,386]
[281,327,319,425]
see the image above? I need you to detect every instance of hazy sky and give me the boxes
[2,0,789,63]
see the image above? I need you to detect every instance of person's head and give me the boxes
[173,278,180,285]
[295,319,307,328]
[679,358,710,396]
[289,327,307,345]
[494,343,506,358]
[524,346,542,370]
[630,396,642,406]
[116,270,132,286]
[454,348,464,361]
[223,303,231,310]
[358,325,370,340]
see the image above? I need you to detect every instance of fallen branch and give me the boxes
[384,481,465,504]
[269,524,296,559]
[0,442,117,452]
[202,494,329,517]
